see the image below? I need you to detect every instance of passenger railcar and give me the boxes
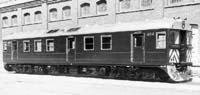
[3,19,193,82]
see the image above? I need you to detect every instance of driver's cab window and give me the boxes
[171,31,180,45]
[186,31,192,45]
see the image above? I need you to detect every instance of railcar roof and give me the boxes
[3,18,191,40]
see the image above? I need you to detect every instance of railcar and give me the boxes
[3,19,193,82]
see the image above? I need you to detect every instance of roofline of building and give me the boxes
[0,0,35,8]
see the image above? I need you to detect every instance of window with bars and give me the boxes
[97,0,107,14]
[169,0,183,4]
[35,11,42,23]
[46,39,54,52]
[81,3,90,16]
[34,40,42,52]
[24,13,31,24]
[2,16,8,27]
[11,15,17,26]
[141,0,152,7]
[23,40,30,52]
[62,6,71,19]
[84,36,94,51]
[49,8,58,21]
[101,35,112,50]
[119,0,131,11]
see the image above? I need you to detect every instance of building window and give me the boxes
[49,8,58,21]
[119,0,131,11]
[11,15,17,26]
[101,35,112,50]
[2,16,8,27]
[46,39,54,52]
[169,0,183,4]
[80,3,90,16]
[34,11,42,23]
[62,6,71,19]
[34,40,42,52]
[24,13,31,24]
[141,0,152,7]
[97,0,107,14]
[156,32,166,49]
[23,40,30,52]
[84,36,94,51]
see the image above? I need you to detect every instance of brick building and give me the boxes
[0,0,200,65]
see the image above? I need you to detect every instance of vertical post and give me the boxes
[107,0,116,24]
[41,0,48,30]
[17,8,23,32]
[72,0,78,26]
[0,10,2,64]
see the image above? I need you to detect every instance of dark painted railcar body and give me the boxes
[3,19,193,82]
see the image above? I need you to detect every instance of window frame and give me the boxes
[11,15,18,26]
[169,0,183,4]
[2,16,9,27]
[62,6,71,19]
[34,11,42,23]
[119,0,131,12]
[84,36,94,51]
[80,2,91,16]
[34,39,42,52]
[3,41,8,51]
[24,13,31,24]
[140,0,153,8]
[49,8,58,21]
[101,35,112,50]
[156,32,166,49]
[23,40,31,52]
[96,0,107,14]
[134,34,143,48]
[46,39,54,52]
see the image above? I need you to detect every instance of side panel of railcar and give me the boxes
[75,32,131,65]
[74,29,168,66]
[144,29,168,65]
[4,37,68,65]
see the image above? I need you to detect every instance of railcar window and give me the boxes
[34,40,42,52]
[3,42,8,51]
[12,41,17,50]
[46,39,54,52]
[101,35,112,50]
[156,32,166,49]
[134,35,143,47]
[84,36,94,51]
[68,38,75,49]
[23,40,30,52]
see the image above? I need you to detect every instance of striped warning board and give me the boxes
[186,49,192,62]
[169,49,180,63]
